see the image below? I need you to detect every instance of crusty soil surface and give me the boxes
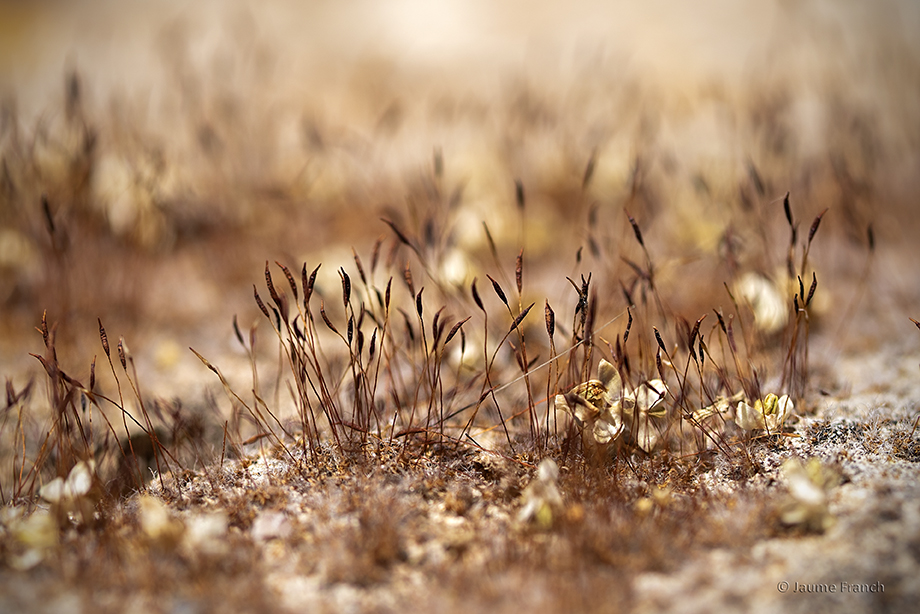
[2,2,919,613]
[1,338,918,614]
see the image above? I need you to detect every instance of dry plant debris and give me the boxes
[778,456,841,533]
[555,359,668,453]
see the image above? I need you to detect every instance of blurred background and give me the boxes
[1,0,918,399]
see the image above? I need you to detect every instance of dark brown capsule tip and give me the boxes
[625,209,645,247]
[487,275,508,306]
[515,179,525,210]
[806,272,818,307]
[431,306,443,341]
[276,261,298,301]
[98,319,110,357]
[382,218,412,247]
[305,263,321,306]
[254,286,270,319]
[369,328,377,358]
[320,301,339,335]
[41,195,55,235]
[653,326,666,353]
[509,302,535,334]
[621,281,634,309]
[471,279,484,311]
[624,307,633,344]
[232,315,245,347]
[690,314,706,346]
[808,208,829,244]
[371,236,383,274]
[39,310,49,347]
[352,248,367,285]
[515,248,523,295]
[117,339,127,370]
[714,309,727,334]
[340,268,352,307]
[444,316,471,346]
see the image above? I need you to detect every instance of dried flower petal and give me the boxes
[9,509,58,550]
[555,360,629,447]
[692,395,735,423]
[597,359,620,392]
[38,461,98,525]
[632,379,667,417]
[518,459,564,528]
[779,457,839,532]
[619,379,670,452]
[593,417,625,444]
[4,508,58,570]
[138,495,185,548]
[39,477,65,505]
[557,362,676,452]
[736,393,793,432]
[734,272,787,334]
[735,400,762,431]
